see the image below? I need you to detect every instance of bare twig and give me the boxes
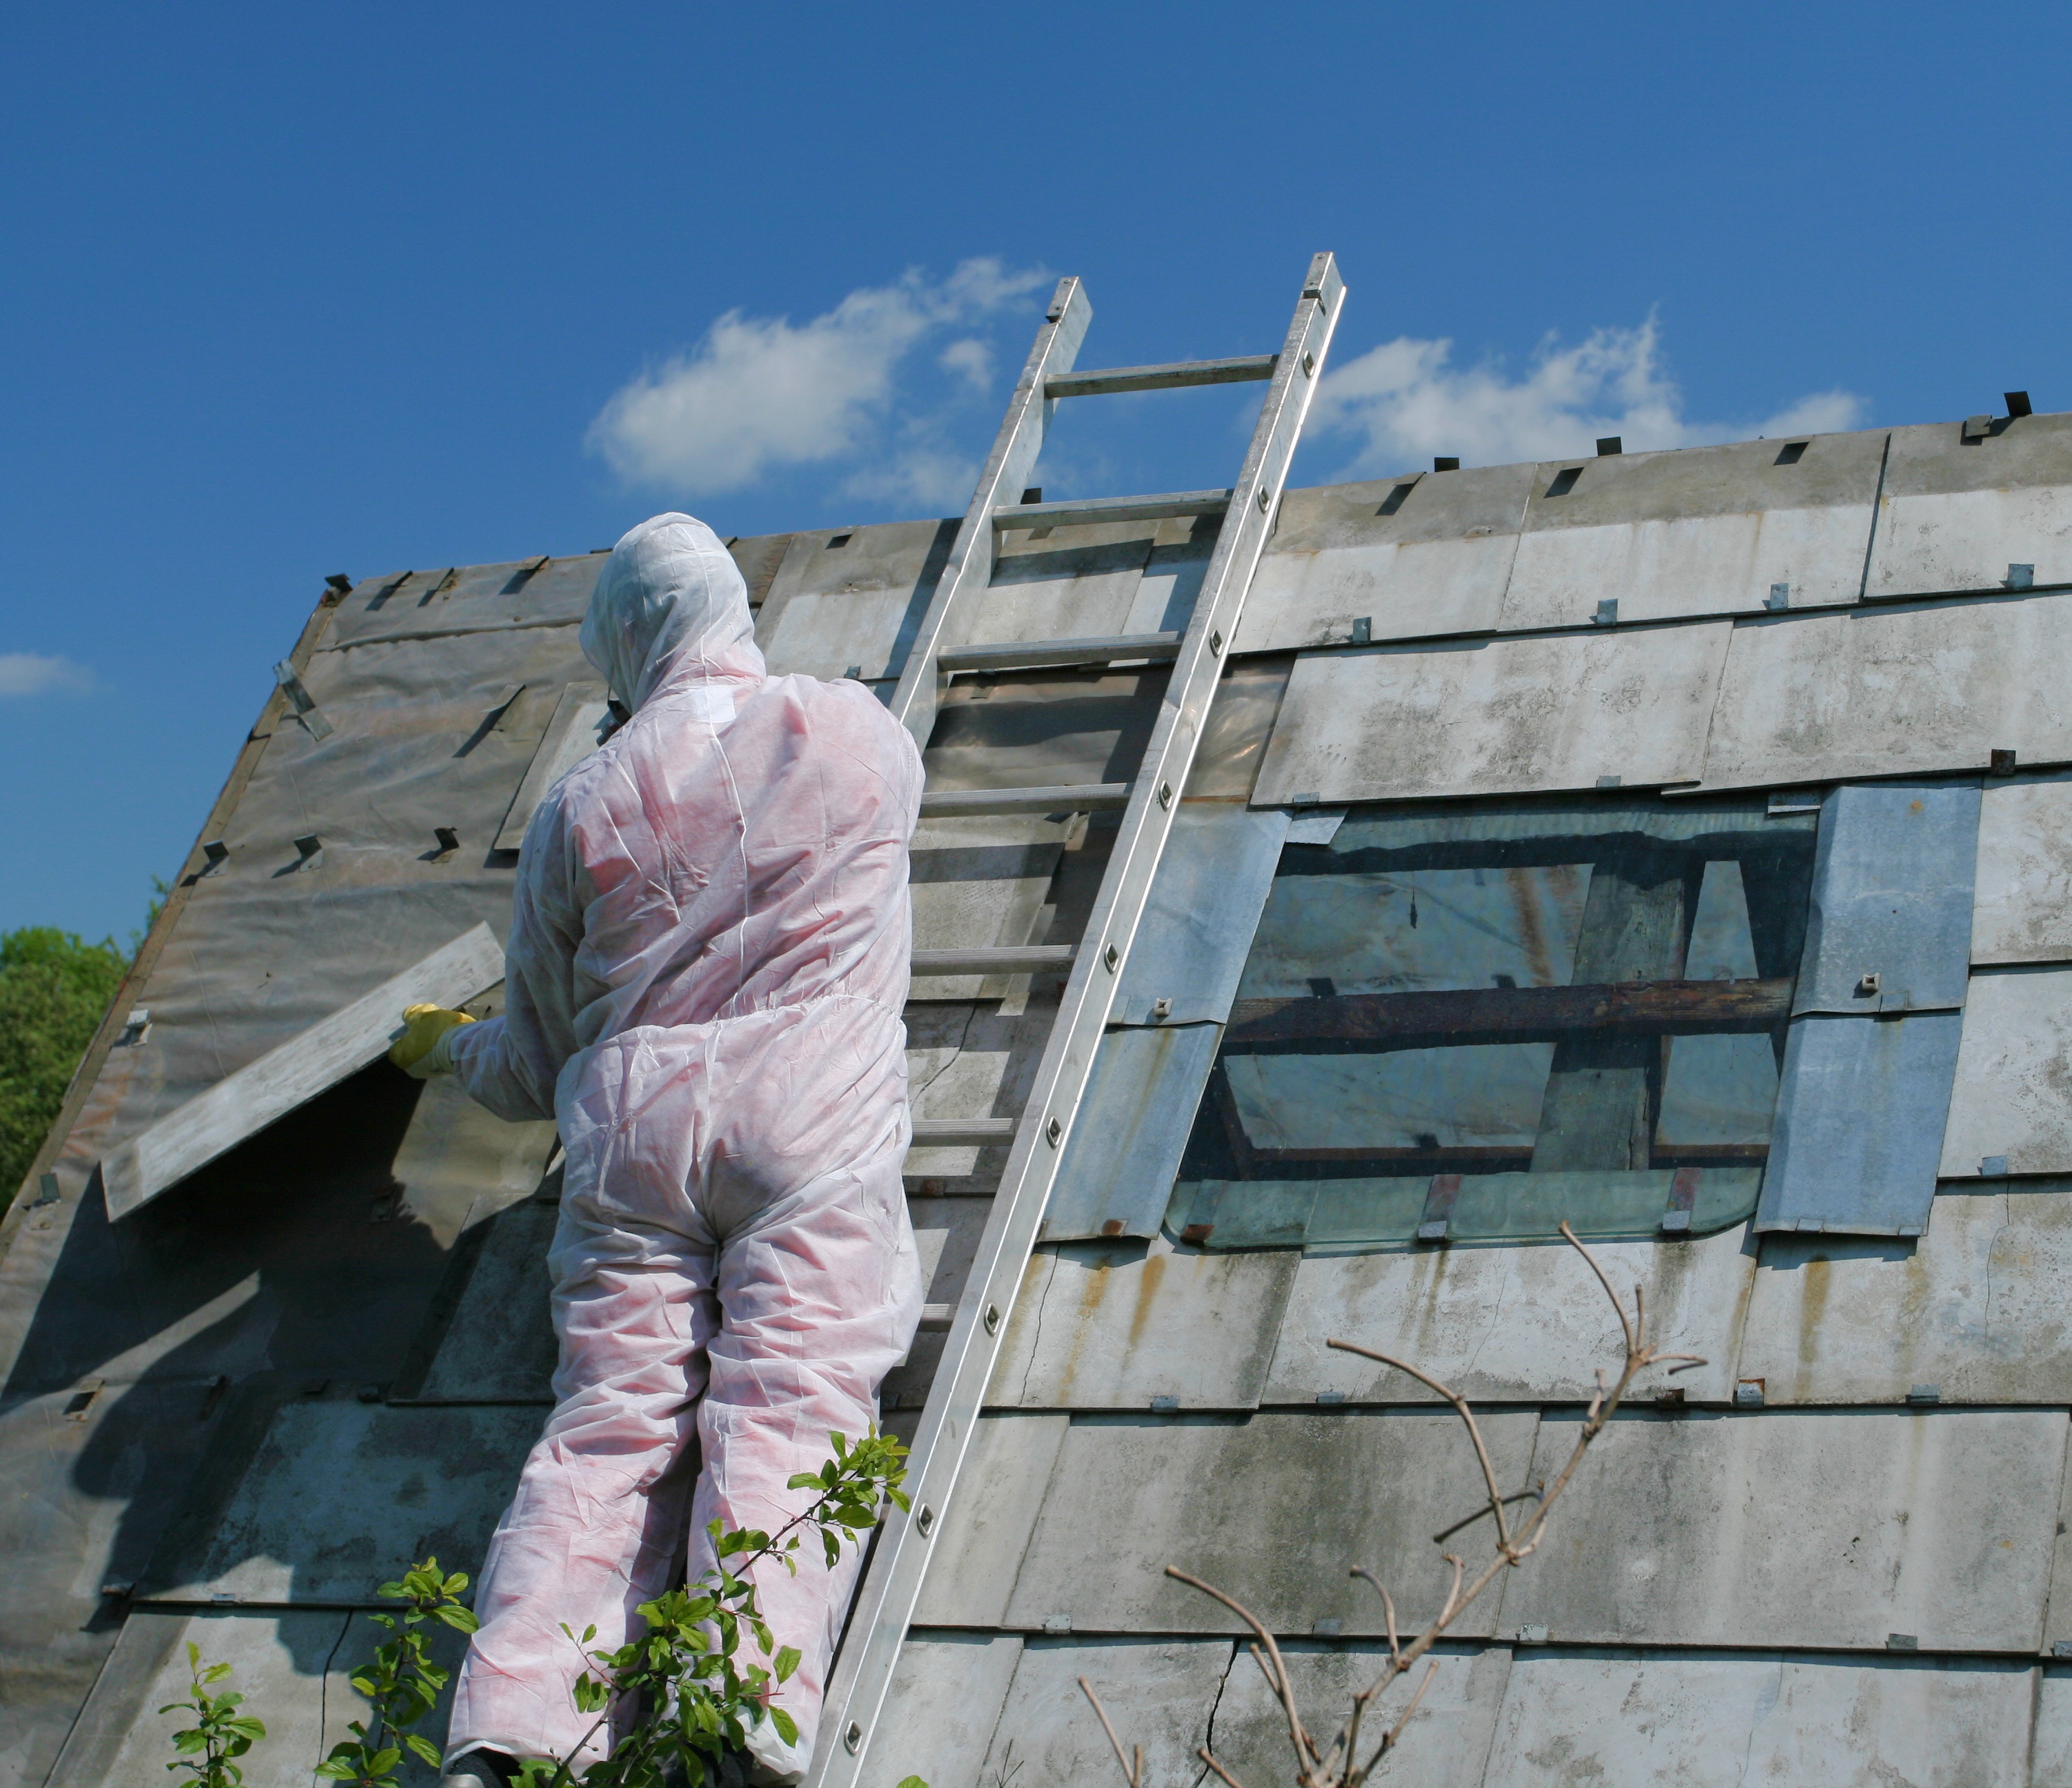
[1082,1222,1708,1788]
[1076,1678,1141,1788]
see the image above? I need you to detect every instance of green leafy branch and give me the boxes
[315,1558,481,1787]
[524,1427,913,1788]
[159,1642,266,1788]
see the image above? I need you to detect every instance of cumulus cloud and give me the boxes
[0,653,92,697]
[589,259,1046,497]
[1310,313,1866,475]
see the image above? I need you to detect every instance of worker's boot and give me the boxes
[440,1746,523,1788]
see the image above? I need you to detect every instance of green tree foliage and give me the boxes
[0,926,129,1196]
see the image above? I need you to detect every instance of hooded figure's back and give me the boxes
[446,512,923,1121]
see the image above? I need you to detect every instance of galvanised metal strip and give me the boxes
[887,278,1093,753]
[809,252,1344,1788]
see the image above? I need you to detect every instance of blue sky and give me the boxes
[4,3,2068,942]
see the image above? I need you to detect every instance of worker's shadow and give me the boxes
[5,1062,535,1689]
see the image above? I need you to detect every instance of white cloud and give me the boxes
[0,653,92,697]
[589,258,1045,497]
[1311,313,1866,475]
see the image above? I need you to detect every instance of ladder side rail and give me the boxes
[808,252,1345,1788]
[887,278,1093,751]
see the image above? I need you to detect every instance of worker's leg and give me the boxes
[446,1035,722,1771]
[686,997,922,1780]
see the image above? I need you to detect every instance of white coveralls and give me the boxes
[436,514,924,1778]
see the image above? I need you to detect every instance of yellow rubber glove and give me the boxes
[388,1003,477,1077]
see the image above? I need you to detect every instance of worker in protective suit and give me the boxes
[389,513,924,1785]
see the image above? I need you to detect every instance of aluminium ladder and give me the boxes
[808,252,1346,1787]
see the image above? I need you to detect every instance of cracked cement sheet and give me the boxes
[1262,1224,1756,1409]
[1940,967,2072,1177]
[1207,1641,1512,1788]
[1252,624,1731,805]
[908,813,1070,1001]
[904,995,1054,1178]
[1507,1407,2065,1651]
[1003,1409,1538,1638]
[985,1234,1298,1409]
[1235,465,1533,651]
[1973,773,2072,964]
[874,1633,1024,1788]
[975,1636,1234,1788]
[757,519,955,681]
[1693,590,2072,792]
[140,1398,539,1605]
[1481,1649,2035,1788]
[1866,412,2072,600]
[913,1412,1069,1625]
[1738,1188,2072,1405]
[1497,429,1886,632]
[47,1605,466,1788]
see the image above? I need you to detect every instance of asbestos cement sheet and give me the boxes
[1235,465,1535,651]
[1113,805,1290,1026]
[1973,774,2072,964]
[99,924,506,1220]
[140,1398,539,1605]
[1481,1649,2035,1788]
[1041,1025,1223,1240]
[2029,1667,2072,1788]
[1753,1011,1964,1236]
[493,682,609,848]
[1866,412,2072,600]
[46,1605,468,1788]
[1262,1223,1755,1409]
[909,813,1069,1000]
[1002,1409,1539,1637]
[980,521,1161,648]
[1506,1407,2065,1651]
[324,553,605,647]
[1940,966,2072,1176]
[1206,1641,1512,1788]
[874,1633,1023,1788]
[756,519,954,680]
[1694,590,2072,791]
[974,1638,1234,1788]
[395,1189,560,1404]
[905,997,1049,1179]
[1793,781,1979,1015]
[1497,430,1885,633]
[986,1235,1298,1408]
[1252,624,1731,806]
[1739,1189,2072,1404]
[911,1413,1069,1626]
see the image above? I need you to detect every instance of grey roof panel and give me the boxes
[1695,591,2072,793]
[1253,624,1730,805]
[1739,1189,2072,1404]
[1940,966,2072,1176]
[911,1413,1069,1626]
[1756,1010,1963,1236]
[1236,465,1532,651]
[759,519,954,680]
[1483,1649,2035,1788]
[975,1637,1234,1788]
[1973,773,2072,964]
[1794,780,1979,1015]
[139,1398,537,1605]
[1263,1224,1755,1408]
[908,814,1069,1001]
[1499,431,1886,632]
[1867,413,2072,599]
[875,1633,1023,1788]
[987,1235,1296,1408]
[1507,1407,2063,1650]
[1002,1410,1537,1637]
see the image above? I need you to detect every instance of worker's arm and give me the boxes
[433,791,591,1122]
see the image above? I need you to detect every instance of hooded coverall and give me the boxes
[429,513,923,1778]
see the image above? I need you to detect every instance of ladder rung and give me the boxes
[993,490,1232,532]
[917,1304,956,1332]
[919,783,1131,818]
[911,1117,1019,1147]
[911,945,1077,975]
[938,633,1181,675]
[1044,355,1278,399]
